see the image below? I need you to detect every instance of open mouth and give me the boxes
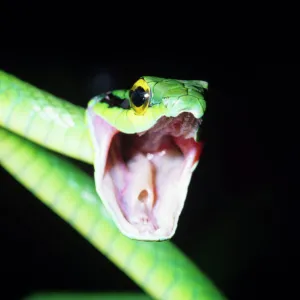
[87,95,203,241]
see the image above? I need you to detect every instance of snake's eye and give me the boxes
[129,78,150,115]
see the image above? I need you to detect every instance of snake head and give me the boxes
[86,76,207,241]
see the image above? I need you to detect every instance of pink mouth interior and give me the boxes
[101,112,202,233]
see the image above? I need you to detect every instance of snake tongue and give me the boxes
[87,108,202,241]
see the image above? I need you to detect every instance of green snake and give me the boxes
[0,70,226,300]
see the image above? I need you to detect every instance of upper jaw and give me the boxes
[88,91,205,135]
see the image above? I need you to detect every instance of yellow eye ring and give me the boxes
[129,78,151,115]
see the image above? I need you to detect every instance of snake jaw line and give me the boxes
[87,106,203,241]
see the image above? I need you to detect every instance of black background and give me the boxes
[0,46,291,299]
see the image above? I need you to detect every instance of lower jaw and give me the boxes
[96,133,201,240]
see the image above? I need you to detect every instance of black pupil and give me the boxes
[130,87,148,107]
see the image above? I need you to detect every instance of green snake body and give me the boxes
[0,71,93,163]
[0,70,226,300]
